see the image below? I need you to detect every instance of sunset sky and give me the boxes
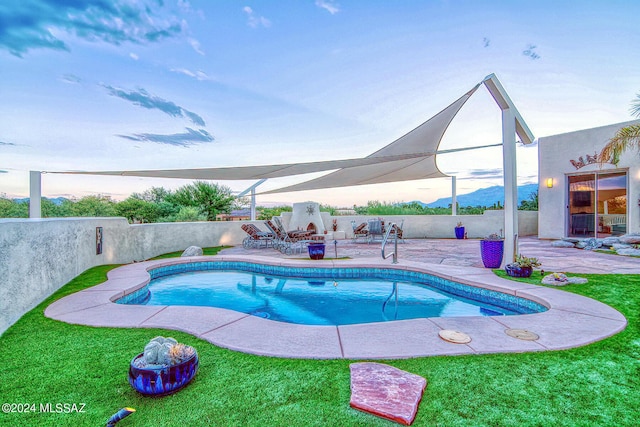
[1,0,638,206]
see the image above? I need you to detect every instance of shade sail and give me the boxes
[51,82,481,192]
[260,84,480,194]
[54,152,436,180]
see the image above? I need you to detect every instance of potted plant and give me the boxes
[454,221,465,239]
[128,336,198,396]
[332,219,338,232]
[480,232,504,268]
[505,254,541,278]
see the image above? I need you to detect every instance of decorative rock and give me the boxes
[578,238,601,250]
[541,273,588,286]
[552,240,576,248]
[542,272,567,284]
[612,243,632,250]
[350,363,427,426]
[562,237,581,244]
[601,237,620,246]
[616,248,640,257]
[438,329,471,344]
[570,277,589,284]
[181,246,203,257]
[619,233,640,244]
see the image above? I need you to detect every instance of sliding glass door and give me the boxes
[567,172,627,238]
[596,172,627,237]
[568,175,595,237]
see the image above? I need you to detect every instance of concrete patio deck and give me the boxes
[45,237,632,359]
[222,236,640,274]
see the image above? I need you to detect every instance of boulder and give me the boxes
[574,240,587,249]
[577,238,601,250]
[551,240,575,248]
[181,246,203,257]
[562,237,581,244]
[619,233,640,245]
[601,237,620,246]
[616,248,640,257]
[611,243,632,250]
[541,273,588,286]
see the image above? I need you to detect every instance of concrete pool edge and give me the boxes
[44,255,627,360]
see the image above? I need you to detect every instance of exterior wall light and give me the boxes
[546,178,553,188]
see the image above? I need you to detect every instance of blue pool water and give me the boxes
[117,262,546,326]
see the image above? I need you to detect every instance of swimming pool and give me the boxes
[117,261,546,325]
[46,255,626,359]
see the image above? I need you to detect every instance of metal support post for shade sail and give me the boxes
[482,74,535,266]
[451,176,457,216]
[29,170,42,218]
[237,179,267,221]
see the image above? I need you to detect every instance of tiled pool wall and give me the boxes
[117,261,547,315]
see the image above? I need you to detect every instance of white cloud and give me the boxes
[315,0,340,14]
[0,0,184,57]
[177,0,192,13]
[243,6,271,28]
[171,68,215,82]
[188,37,205,55]
[60,74,81,84]
[129,52,139,60]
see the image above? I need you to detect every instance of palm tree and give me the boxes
[599,93,640,166]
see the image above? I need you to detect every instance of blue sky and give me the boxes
[1,0,638,206]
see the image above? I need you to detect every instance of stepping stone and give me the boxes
[350,362,427,425]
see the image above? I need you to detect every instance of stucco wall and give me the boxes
[0,211,537,335]
[0,218,132,335]
[0,218,248,335]
[538,120,640,239]
[130,221,247,262]
[329,211,537,239]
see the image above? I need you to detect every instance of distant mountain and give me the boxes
[418,184,538,208]
[13,197,69,206]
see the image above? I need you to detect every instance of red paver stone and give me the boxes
[349,362,427,425]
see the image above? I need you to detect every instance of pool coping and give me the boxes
[44,255,627,360]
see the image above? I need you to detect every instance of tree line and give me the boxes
[0,182,238,223]
[0,182,538,222]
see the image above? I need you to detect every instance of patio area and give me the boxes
[222,236,640,274]
[45,237,633,359]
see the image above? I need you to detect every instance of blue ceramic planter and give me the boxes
[480,240,504,268]
[454,227,465,239]
[308,243,326,260]
[128,351,198,397]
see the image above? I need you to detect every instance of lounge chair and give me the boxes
[367,219,384,243]
[384,219,405,243]
[264,220,289,252]
[241,223,274,249]
[273,217,314,243]
[351,220,369,243]
[265,219,311,255]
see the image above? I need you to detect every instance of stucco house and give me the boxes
[538,120,640,239]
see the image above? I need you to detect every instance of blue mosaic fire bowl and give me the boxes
[128,351,198,397]
[505,264,533,278]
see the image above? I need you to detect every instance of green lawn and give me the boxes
[0,251,638,426]
[148,246,230,260]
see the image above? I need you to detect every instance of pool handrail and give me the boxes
[381,222,399,264]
